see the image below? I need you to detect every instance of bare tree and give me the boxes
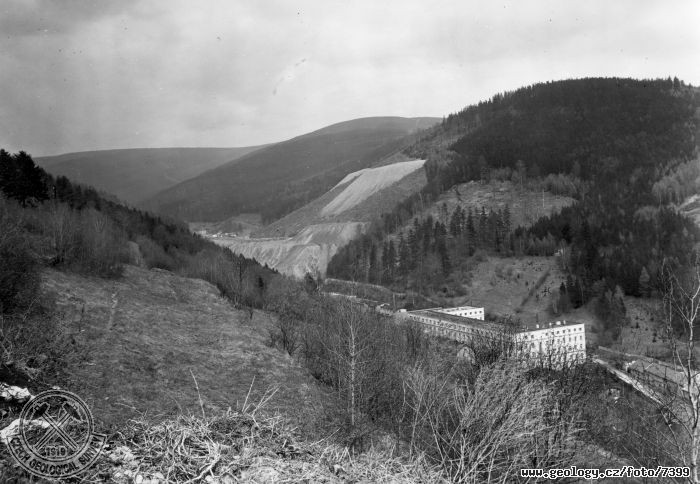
[660,257,700,482]
[46,201,77,265]
[320,300,386,450]
[404,360,583,483]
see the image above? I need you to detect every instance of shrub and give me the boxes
[0,196,41,314]
[404,361,584,483]
[136,235,178,271]
[74,208,128,277]
[43,204,129,277]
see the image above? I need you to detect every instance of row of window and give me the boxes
[410,317,585,349]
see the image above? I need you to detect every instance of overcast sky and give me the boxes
[1,0,698,156]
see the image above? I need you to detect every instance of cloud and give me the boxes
[0,0,699,156]
[0,0,139,37]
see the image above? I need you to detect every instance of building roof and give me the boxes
[519,320,584,331]
[437,306,483,312]
[408,309,583,334]
[409,309,509,334]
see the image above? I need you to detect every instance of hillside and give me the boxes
[142,117,439,223]
[36,146,266,204]
[43,264,327,429]
[255,153,427,238]
[330,78,700,303]
[412,179,574,233]
[210,156,428,277]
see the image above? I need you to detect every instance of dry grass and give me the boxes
[40,265,331,434]
[77,386,444,484]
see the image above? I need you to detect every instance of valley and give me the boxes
[2,77,700,482]
[3,0,700,479]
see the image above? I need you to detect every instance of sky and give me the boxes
[1,0,699,157]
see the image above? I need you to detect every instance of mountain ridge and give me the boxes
[36,146,267,204]
[142,116,440,223]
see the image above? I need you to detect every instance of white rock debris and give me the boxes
[0,383,33,403]
[0,418,50,446]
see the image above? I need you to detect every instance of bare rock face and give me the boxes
[213,222,367,278]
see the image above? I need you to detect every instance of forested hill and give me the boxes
[36,146,267,205]
[328,78,700,304]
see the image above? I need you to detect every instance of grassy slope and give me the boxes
[36,146,265,204]
[143,117,440,222]
[456,255,598,340]
[41,265,329,433]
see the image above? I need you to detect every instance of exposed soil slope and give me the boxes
[255,153,426,238]
[36,147,265,204]
[213,223,367,279]
[321,159,425,216]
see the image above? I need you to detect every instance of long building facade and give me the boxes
[393,305,586,365]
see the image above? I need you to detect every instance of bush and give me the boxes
[404,361,584,482]
[136,235,178,270]
[43,204,128,277]
[74,208,128,277]
[0,196,41,314]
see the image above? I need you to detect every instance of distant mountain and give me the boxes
[36,146,267,204]
[142,117,440,223]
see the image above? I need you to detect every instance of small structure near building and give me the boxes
[625,359,698,400]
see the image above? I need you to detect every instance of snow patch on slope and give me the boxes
[322,159,425,216]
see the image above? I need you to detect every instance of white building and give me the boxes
[433,306,485,320]
[399,307,585,365]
